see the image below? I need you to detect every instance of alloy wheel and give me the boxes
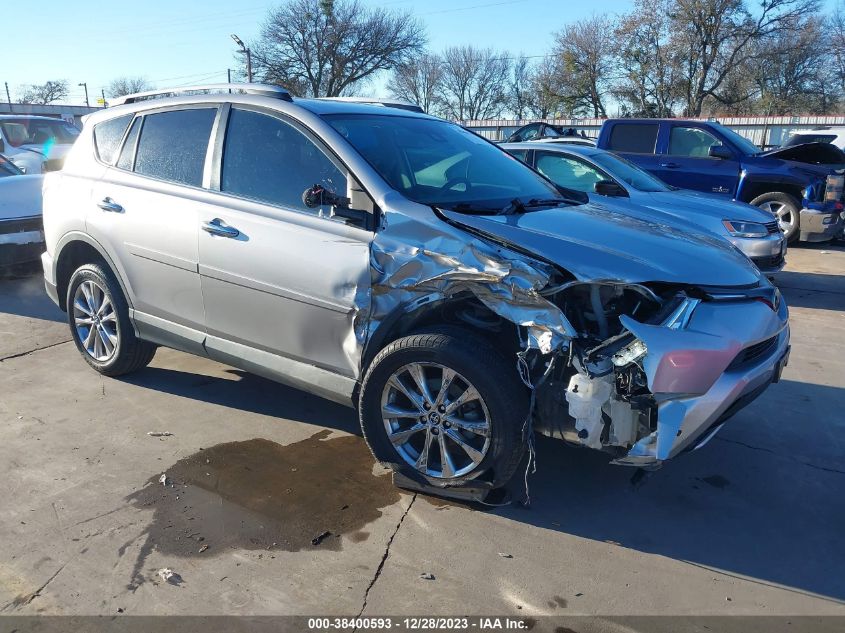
[759,200,796,237]
[381,362,491,478]
[73,280,119,362]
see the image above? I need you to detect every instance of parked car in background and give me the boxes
[42,84,789,496]
[596,118,845,243]
[503,142,786,276]
[506,122,596,146]
[0,153,44,267]
[782,126,845,151]
[0,115,80,174]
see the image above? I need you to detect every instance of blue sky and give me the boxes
[6,0,633,104]
[4,0,838,105]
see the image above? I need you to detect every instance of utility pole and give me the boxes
[78,82,89,107]
[4,82,12,113]
[230,34,253,83]
[101,88,107,108]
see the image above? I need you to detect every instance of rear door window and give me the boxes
[134,108,216,187]
[606,123,659,154]
[116,118,141,171]
[93,115,132,164]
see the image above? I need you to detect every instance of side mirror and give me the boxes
[594,179,627,197]
[301,184,351,209]
[709,145,733,160]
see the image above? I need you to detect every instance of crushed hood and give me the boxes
[441,201,763,287]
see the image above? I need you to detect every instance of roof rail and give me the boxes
[111,83,293,106]
[315,96,424,113]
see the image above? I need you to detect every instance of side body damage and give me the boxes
[358,199,790,469]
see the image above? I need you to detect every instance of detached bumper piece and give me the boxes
[799,208,844,242]
[0,216,44,267]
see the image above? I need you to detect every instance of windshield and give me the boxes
[0,118,80,148]
[712,123,760,156]
[324,114,569,212]
[0,154,23,177]
[590,151,671,192]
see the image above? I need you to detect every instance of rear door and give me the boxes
[87,106,217,354]
[602,122,663,175]
[197,105,374,379]
[655,123,740,196]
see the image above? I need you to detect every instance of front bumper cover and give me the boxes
[614,296,789,466]
[799,208,843,242]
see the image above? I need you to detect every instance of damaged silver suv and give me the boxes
[42,84,790,495]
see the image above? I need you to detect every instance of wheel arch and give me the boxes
[54,232,132,312]
[738,180,804,205]
[360,292,524,376]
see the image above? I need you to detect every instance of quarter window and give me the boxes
[535,153,606,192]
[668,126,723,158]
[221,108,346,215]
[134,109,216,187]
[606,123,659,154]
[93,115,132,164]
[116,117,141,171]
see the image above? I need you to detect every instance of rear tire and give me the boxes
[359,329,528,488]
[66,263,156,376]
[750,192,800,243]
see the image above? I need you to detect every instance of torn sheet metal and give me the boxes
[356,205,577,355]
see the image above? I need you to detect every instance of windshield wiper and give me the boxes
[499,198,569,215]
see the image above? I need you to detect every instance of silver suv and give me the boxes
[42,84,790,495]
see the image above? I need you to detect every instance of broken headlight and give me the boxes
[612,338,647,367]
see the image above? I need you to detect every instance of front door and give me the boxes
[198,106,374,379]
[656,124,740,196]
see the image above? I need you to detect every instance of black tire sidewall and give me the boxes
[66,264,131,373]
[359,332,527,488]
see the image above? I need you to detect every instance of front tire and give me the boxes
[67,263,156,376]
[751,192,801,243]
[359,330,528,488]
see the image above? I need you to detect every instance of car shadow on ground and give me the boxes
[0,271,65,322]
[775,271,845,311]
[119,362,845,604]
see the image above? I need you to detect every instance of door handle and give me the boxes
[202,218,240,238]
[97,197,124,213]
[659,162,680,168]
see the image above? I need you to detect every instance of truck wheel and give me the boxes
[359,330,528,489]
[67,263,156,376]
[750,192,800,243]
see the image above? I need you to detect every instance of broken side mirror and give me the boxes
[594,180,627,197]
[301,183,373,229]
[708,145,733,160]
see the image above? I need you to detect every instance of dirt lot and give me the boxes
[0,244,843,619]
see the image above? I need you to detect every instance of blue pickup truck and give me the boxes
[596,119,845,242]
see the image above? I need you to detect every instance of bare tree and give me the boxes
[831,1,845,98]
[252,0,426,97]
[552,15,615,117]
[670,0,820,116]
[509,54,532,119]
[19,80,69,105]
[440,46,510,121]
[525,56,565,118]
[106,76,153,98]
[387,53,444,114]
[614,0,680,117]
